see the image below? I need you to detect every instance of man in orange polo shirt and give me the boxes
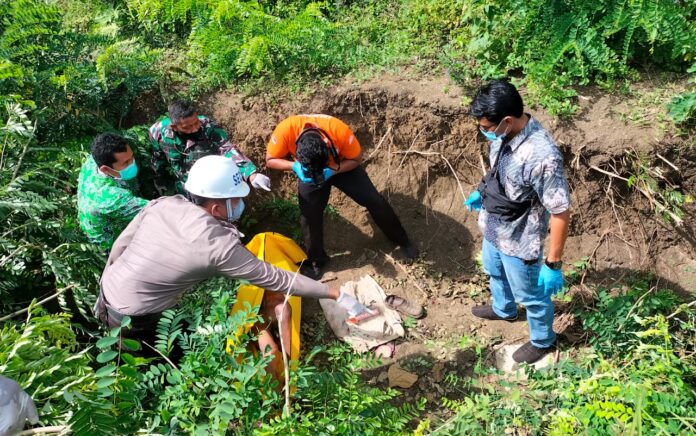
[266,114,417,280]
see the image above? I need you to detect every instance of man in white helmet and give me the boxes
[95,155,369,355]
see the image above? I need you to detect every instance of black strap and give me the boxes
[97,292,162,329]
[478,139,536,222]
[296,126,341,164]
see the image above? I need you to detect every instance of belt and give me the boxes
[96,292,162,329]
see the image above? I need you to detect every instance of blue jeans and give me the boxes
[482,238,556,348]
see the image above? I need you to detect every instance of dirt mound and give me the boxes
[126,74,695,411]
[198,75,695,296]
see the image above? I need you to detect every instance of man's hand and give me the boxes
[538,264,564,296]
[464,191,482,212]
[322,168,334,181]
[250,173,271,191]
[292,162,313,184]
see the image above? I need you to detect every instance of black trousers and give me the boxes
[298,166,410,261]
[95,294,161,358]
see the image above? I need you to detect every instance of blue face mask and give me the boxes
[479,119,510,142]
[117,161,138,181]
[225,198,245,222]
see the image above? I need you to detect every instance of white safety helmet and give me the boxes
[185,155,250,198]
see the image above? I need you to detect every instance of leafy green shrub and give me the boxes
[579,280,680,355]
[0,104,103,316]
[667,64,696,127]
[261,342,425,435]
[1,0,160,140]
[0,308,94,425]
[444,0,696,116]
[144,289,278,434]
[430,283,696,434]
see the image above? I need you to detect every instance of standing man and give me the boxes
[148,99,271,195]
[465,80,571,364]
[96,156,370,357]
[77,133,149,251]
[265,114,417,280]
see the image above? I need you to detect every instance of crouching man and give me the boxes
[95,156,369,367]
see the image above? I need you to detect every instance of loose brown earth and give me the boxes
[129,73,696,414]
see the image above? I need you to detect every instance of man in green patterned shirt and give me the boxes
[77,133,149,251]
[148,99,271,195]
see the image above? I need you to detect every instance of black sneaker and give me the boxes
[512,341,556,364]
[300,260,324,281]
[401,242,419,260]
[471,305,518,322]
[299,254,330,281]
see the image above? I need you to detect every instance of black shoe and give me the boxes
[471,305,518,322]
[512,341,556,364]
[401,242,419,260]
[300,260,324,281]
[299,254,330,281]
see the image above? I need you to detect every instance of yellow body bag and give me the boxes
[226,232,305,364]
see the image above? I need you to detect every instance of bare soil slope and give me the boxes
[129,74,695,406]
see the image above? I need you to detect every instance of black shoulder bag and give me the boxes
[477,142,535,222]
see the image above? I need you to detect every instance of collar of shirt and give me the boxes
[506,114,539,152]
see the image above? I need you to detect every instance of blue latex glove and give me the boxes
[292,161,312,184]
[464,190,482,212]
[538,264,564,296]
[322,167,334,181]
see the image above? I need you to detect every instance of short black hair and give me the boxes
[470,79,524,123]
[296,132,329,183]
[91,133,129,167]
[168,99,196,123]
[189,193,217,208]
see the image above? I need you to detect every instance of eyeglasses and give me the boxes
[479,123,500,135]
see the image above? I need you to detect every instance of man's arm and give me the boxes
[332,155,361,174]
[148,124,174,195]
[209,122,258,180]
[266,155,295,171]
[531,145,572,263]
[218,241,339,299]
[546,210,570,262]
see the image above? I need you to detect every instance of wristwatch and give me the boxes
[545,259,563,270]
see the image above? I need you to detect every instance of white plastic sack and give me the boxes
[320,275,404,353]
[0,375,38,436]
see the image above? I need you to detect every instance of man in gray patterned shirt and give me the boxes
[464,80,571,364]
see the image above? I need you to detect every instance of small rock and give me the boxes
[494,344,555,377]
[377,371,389,383]
[388,364,418,388]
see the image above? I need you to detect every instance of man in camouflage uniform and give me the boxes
[148,99,271,195]
[77,133,149,251]
[464,80,571,364]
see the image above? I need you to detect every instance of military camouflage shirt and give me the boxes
[148,115,257,194]
[479,116,571,261]
[77,156,149,251]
